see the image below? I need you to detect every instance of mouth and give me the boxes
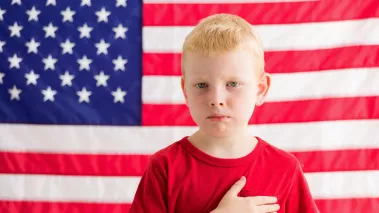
[207,115,230,121]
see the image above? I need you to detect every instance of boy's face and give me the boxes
[181,49,271,138]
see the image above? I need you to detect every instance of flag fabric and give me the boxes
[0,0,379,212]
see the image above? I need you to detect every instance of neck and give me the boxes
[188,127,257,158]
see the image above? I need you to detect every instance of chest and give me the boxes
[165,165,292,213]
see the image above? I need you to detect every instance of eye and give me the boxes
[195,83,208,88]
[227,81,240,87]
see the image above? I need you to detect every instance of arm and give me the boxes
[128,154,168,213]
[285,162,320,213]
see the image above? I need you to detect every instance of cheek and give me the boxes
[231,90,257,111]
[231,87,256,102]
[187,91,200,102]
[187,95,204,111]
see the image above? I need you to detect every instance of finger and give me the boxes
[225,176,246,197]
[248,196,277,205]
[256,203,280,212]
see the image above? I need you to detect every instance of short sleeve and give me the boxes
[285,162,320,213]
[128,154,168,213]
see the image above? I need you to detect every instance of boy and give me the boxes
[129,13,320,213]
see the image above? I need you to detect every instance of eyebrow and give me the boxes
[188,76,208,82]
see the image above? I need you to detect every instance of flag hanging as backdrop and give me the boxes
[0,0,379,212]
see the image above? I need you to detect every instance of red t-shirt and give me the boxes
[129,136,320,213]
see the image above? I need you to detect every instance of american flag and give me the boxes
[0,0,378,212]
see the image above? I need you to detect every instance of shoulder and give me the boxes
[147,136,188,169]
[257,137,320,210]
[258,136,300,172]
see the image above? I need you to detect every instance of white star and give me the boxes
[95,39,110,55]
[0,72,5,84]
[94,71,109,87]
[95,7,111,23]
[77,55,92,71]
[59,71,75,87]
[41,86,57,102]
[113,24,128,39]
[77,87,92,103]
[60,39,75,54]
[0,8,6,21]
[81,0,91,6]
[78,23,93,39]
[25,70,40,85]
[8,85,22,101]
[11,0,22,5]
[112,87,127,103]
[61,7,75,22]
[43,22,58,38]
[25,38,40,54]
[46,0,56,6]
[42,54,57,71]
[26,6,40,22]
[0,40,5,53]
[116,0,127,7]
[8,54,22,69]
[9,22,23,37]
[112,55,128,71]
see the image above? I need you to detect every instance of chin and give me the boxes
[200,123,236,138]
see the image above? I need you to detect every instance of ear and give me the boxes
[181,76,188,104]
[255,72,271,106]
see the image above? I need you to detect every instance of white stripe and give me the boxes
[250,120,379,151]
[1,120,378,153]
[0,174,140,203]
[307,171,379,199]
[142,67,379,104]
[144,0,318,3]
[0,171,378,202]
[143,18,379,52]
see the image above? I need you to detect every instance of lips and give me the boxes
[207,115,229,121]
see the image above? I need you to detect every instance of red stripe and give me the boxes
[0,201,131,213]
[142,96,379,126]
[1,198,379,213]
[143,45,379,76]
[0,152,150,176]
[1,149,378,176]
[143,0,379,26]
[293,149,379,173]
[315,198,379,213]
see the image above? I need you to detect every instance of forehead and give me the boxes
[183,50,257,80]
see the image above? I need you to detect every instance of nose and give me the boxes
[208,88,226,107]
[209,101,225,107]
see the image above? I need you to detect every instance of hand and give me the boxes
[212,176,280,213]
